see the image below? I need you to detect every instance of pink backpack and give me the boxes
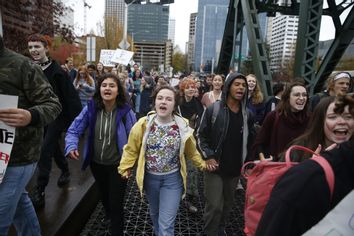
[241,145,335,236]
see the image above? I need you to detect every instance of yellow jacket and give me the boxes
[118,112,206,198]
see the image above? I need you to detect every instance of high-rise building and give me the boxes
[187,13,197,71]
[56,0,74,30]
[268,13,299,72]
[105,0,125,26]
[128,3,169,43]
[194,0,229,72]
[168,18,175,44]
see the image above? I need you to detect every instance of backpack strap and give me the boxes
[311,157,335,200]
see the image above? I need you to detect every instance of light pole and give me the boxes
[123,0,138,50]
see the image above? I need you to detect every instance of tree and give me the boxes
[172,46,186,74]
[1,0,75,53]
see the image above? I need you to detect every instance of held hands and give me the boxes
[0,108,32,127]
[206,158,219,172]
[68,150,80,160]
[259,153,273,161]
[121,169,132,179]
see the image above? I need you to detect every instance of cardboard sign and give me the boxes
[99,49,117,67]
[0,94,18,183]
[110,49,134,66]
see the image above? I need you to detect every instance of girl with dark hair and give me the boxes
[65,73,137,235]
[119,85,209,235]
[252,81,311,161]
[288,96,354,161]
[256,93,354,236]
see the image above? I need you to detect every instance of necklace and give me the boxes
[36,58,52,67]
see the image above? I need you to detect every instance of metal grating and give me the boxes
[81,173,246,235]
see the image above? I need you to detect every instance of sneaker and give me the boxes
[57,171,70,187]
[31,187,45,209]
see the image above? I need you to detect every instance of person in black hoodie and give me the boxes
[197,72,255,235]
[255,93,354,236]
[27,34,82,208]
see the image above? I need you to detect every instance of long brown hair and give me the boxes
[291,96,336,158]
[74,65,94,86]
[277,81,309,117]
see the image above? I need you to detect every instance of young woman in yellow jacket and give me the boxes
[119,85,209,236]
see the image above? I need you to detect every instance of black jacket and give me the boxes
[44,61,82,126]
[196,73,255,163]
[256,141,354,236]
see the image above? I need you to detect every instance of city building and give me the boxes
[268,13,299,72]
[127,1,171,72]
[56,0,74,30]
[105,0,125,27]
[133,40,173,72]
[127,2,169,43]
[194,0,229,72]
[168,18,175,44]
[187,12,197,72]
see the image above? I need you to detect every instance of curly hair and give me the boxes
[334,92,354,115]
[93,73,127,110]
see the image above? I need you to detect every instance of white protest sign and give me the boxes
[110,49,134,66]
[303,190,354,236]
[170,78,180,87]
[99,49,117,67]
[0,94,18,183]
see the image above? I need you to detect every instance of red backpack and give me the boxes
[241,145,335,236]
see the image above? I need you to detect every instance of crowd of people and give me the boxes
[0,32,353,236]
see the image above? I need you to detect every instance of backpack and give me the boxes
[241,145,335,236]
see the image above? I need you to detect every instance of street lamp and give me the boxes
[123,0,138,50]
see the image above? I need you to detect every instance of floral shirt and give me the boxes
[145,119,181,174]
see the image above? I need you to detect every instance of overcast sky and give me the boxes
[66,0,350,52]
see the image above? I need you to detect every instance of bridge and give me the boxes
[217,0,354,96]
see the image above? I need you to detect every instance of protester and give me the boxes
[65,57,77,83]
[255,93,354,236]
[178,78,204,213]
[27,33,82,208]
[246,74,265,125]
[263,83,284,120]
[0,35,61,235]
[201,74,224,108]
[138,76,155,118]
[197,72,255,235]
[310,71,352,111]
[252,81,310,161]
[119,85,208,236]
[287,96,354,161]
[65,73,136,235]
[73,65,96,108]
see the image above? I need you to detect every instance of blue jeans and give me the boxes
[0,163,41,236]
[144,171,183,236]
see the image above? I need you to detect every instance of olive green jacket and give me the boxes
[0,37,61,166]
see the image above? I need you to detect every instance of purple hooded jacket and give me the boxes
[65,100,137,170]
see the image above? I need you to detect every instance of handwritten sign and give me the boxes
[99,49,117,67]
[0,94,18,183]
[110,49,134,66]
[303,190,354,236]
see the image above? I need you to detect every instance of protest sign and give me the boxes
[110,49,134,66]
[99,49,117,67]
[0,94,18,183]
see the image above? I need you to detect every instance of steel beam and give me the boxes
[293,0,323,89]
[241,0,272,96]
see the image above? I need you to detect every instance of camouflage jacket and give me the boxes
[0,38,62,166]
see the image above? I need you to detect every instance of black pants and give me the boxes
[37,119,69,190]
[90,161,127,236]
